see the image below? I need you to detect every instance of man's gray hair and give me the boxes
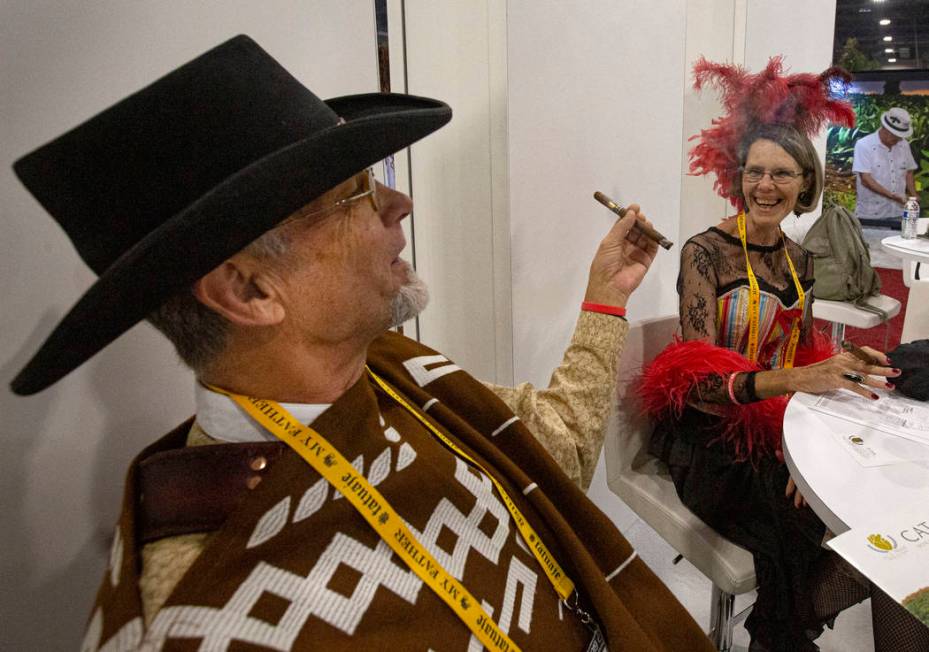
[147,227,293,373]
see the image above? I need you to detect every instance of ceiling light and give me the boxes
[872,0,886,3]
[888,58,897,63]
[885,48,894,53]
[880,18,891,25]
[859,7,872,12]
[883,36,893,42]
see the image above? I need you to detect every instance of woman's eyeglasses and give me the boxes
[741,167,805,185]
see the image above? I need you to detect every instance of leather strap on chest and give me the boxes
[137,442,285,542]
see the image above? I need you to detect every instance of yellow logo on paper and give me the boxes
[867,533,896,552]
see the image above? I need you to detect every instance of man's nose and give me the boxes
[376,182,413,225]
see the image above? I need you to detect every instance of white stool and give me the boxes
[813,294,901,345]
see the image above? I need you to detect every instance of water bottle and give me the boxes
[902,196,920,239]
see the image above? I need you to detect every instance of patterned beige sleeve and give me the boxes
[484,311,628,491]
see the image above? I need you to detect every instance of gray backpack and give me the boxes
[802,205,882,306]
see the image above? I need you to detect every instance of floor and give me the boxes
[862,226,903,271]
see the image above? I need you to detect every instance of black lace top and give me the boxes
[678,225,816,403]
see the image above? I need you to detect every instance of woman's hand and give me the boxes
[785,476,807,509]
[755,346,900,400]
[784,348,899,399]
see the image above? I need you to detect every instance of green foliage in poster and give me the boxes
[825,93,929,215]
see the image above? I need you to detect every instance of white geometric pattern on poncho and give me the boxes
[402,354,461,387]
[108,528,123,587]
[81,608,143,652]
[396,442,416,471]
[466,556,538,652]
[412,457,509,576]
[144,456,536,649]
[147,535,422,649]
[245,409,417,548]
[246,496,292,549]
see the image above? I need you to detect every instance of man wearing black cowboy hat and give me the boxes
[11,36,711,651]
[853,106,918,221]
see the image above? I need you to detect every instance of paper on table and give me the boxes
[827,426,929,467]
[828,505,929,630]
[807,389,929,447]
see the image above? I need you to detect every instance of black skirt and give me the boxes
[649,407,830,651]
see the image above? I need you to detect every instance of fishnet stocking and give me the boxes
[871,585,929,652]
[809,552,869,624]
[807,553,929,651]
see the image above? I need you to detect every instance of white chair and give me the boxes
[812,294,901,346]
[604,315,756,651]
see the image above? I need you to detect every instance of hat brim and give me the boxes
[11,93,451,395]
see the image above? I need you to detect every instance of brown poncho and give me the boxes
[82,332,713,651]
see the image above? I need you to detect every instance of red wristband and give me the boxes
[727,372,741,405]
[580,301,626,317]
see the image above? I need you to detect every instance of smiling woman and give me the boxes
[638,57,929,651]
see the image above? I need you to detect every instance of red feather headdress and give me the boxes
[688,56,855,208]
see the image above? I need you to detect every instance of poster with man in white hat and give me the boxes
[853,107,919,220]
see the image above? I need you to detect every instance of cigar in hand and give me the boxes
[593,191,674,250]
[842,340,877,365]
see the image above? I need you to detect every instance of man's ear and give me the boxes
[194,256,285,326]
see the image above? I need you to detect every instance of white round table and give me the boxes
[881,234,929,268]
[881,217,929,285]
[782,391,929,534]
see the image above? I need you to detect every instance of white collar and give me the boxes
[195,382,331,443]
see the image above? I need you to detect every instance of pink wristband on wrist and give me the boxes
[727,372,741,405]
[580,301,627,317]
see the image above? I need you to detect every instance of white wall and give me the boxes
[745,0,838,244]
[504,0,688,532]
[402,0,513,383]
[507,0,687,387]
[0,3,378,649]
[679,0,743,242]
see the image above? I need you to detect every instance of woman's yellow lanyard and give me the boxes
[737,211,805,368]
[208,367,579,652]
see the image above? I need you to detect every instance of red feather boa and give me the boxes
[637,330,833,462]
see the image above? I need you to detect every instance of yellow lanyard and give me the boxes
[208,369,578,650]
[737,211,805,368]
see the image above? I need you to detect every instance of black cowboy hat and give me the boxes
[10,35,451,395]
